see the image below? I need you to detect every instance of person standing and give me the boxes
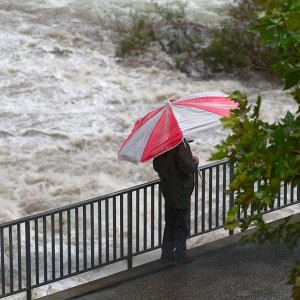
[153,138,199,265]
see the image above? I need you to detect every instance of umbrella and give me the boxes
[118,92,238,164]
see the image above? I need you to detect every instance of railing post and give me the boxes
[194,169,199,235]
[25,221,32,300]
[127,191,133,270]
[229,162,235,236]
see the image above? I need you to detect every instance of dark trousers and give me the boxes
[161,205,190,260]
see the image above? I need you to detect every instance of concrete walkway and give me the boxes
[40,213,300,300]
[70,242,298,300]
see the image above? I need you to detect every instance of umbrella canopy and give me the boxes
[118,92,238,164]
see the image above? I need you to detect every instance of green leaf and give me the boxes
[251,95,262,119]
[224,221,240,231]
[226,206,238,223]
[284,69,300,90]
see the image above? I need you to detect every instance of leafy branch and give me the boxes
[210,1,300,297]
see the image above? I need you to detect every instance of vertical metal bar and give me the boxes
[75,208,79,272]
[201,170,206,232]
[90,203,95,267]
[250,183,255,215]
[189,190,192,237]
[34,220,39,285]
[9,226,13,293]
[105,199,109,263]
[0,227,4,296]
[209,168,213,229]
[51,214,55,279]
[297,184,300,202]
[67,210,71,275]
[194,169,199,234]
[237,204,241,220]
[120,195,124,258]
[135,190,139,253]
[143,187,147,250]
[243,202,248,219]
[291,182,294,203]
[59,212,63,277]
[113,196,117,260]
[222,164,227,223]
[237,187,241,220]
[83,205,87,270]
[251,202,254,216]
[257,179,261,193]
[243,186,248,218]
[151,185,155,248]
[98,201,102,265]
[277,185,281,208]
[127,191,133,270]
[43,217,47,282]
[216,166,220,227]
[158,184,162,246]
[25,221,32,300]
[229,162,235,235]
[284,182,288,205]
[17,224,21,290]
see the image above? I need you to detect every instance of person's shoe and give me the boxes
[160,257,175,264]
[173,256,193,266]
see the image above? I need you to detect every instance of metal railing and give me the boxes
[0,160,299,299]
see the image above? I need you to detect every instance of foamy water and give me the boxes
[0,0,299,298]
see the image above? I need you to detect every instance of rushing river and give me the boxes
[0,0,298,298]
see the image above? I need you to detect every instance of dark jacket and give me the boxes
[153,139,198,209]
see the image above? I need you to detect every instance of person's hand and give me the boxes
[192,156,199,164]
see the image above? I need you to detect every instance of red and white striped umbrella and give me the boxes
[118,92,238,164]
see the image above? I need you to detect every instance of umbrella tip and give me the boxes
[166,99,173,106]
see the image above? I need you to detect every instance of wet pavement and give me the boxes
[70,241,299,300]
